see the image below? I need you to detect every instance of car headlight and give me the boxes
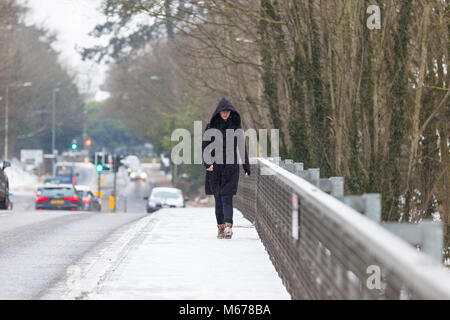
[140,172,147,179]
[130,172,137,178]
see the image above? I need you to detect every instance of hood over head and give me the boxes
[209,97,241,129]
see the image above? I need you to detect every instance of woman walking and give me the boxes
[202,97,250,239]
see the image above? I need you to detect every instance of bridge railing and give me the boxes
[235,157,450,300]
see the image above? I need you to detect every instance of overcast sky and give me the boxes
[22,0,110,101]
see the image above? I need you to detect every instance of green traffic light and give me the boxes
[71,143,77,150]
[96,164,104,172]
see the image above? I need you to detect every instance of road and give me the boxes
[9,163,153,213]
[0,161,158,299]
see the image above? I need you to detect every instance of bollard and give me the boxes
[421,222,443,263]
[318,177,344,197]
[318,179,333,193]
[362,194,381,223]
[339,194,381,224]
[329,177,344,197]
[284,159,295,173]
[308,168,320,187]
[294,162,304,176]
[383,221,443,263]
[109,195,115,212]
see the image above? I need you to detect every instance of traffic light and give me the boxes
[85,138,92,148]
[113,155,124,173]
[71,139,78,150]
[92,152,112,172]
[94,152,103,166]
[103,153,111,171]
[94,152,104,172]
[105,154,113,166]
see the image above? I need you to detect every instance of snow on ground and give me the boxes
[82,207,291,300]
[4,158,39,190]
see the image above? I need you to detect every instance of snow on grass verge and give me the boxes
[4,158,38,190]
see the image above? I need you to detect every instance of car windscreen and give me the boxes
[129,163,141,170]
[151,191,181,200]
[45,178,61,184]
[55,166,74,177]
[40,187,75,197]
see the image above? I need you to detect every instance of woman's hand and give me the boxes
[206,165,213,172]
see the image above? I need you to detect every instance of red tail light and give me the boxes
[82,198,91,204]
[64,197,79,203]
[36,197,50,203]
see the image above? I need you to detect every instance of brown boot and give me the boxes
[217,224,225,239]
[224,223,233,239]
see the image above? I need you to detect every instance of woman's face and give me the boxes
[220,110,231,120]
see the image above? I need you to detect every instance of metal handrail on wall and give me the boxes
[235,157,450,300]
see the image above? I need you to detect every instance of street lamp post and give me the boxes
[4,86,9,161]
[3,82,32,160]
[51,88,59,155]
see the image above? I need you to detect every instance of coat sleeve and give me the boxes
[243,137,251,176]
[202,123,212,168]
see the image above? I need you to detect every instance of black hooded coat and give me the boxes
[202,98,250,196]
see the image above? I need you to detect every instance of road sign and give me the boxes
[20,149,43,166]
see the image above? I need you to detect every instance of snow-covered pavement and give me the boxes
[43,207,291,300]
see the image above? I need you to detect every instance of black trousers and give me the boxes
[214,194,233,225]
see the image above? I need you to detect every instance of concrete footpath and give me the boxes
[41,207,291,300]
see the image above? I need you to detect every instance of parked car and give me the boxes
[74,185,101,212]
[0,160,11,209]
[35,184,82,211]
[145,187,188,213]
[54,162,79,185]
